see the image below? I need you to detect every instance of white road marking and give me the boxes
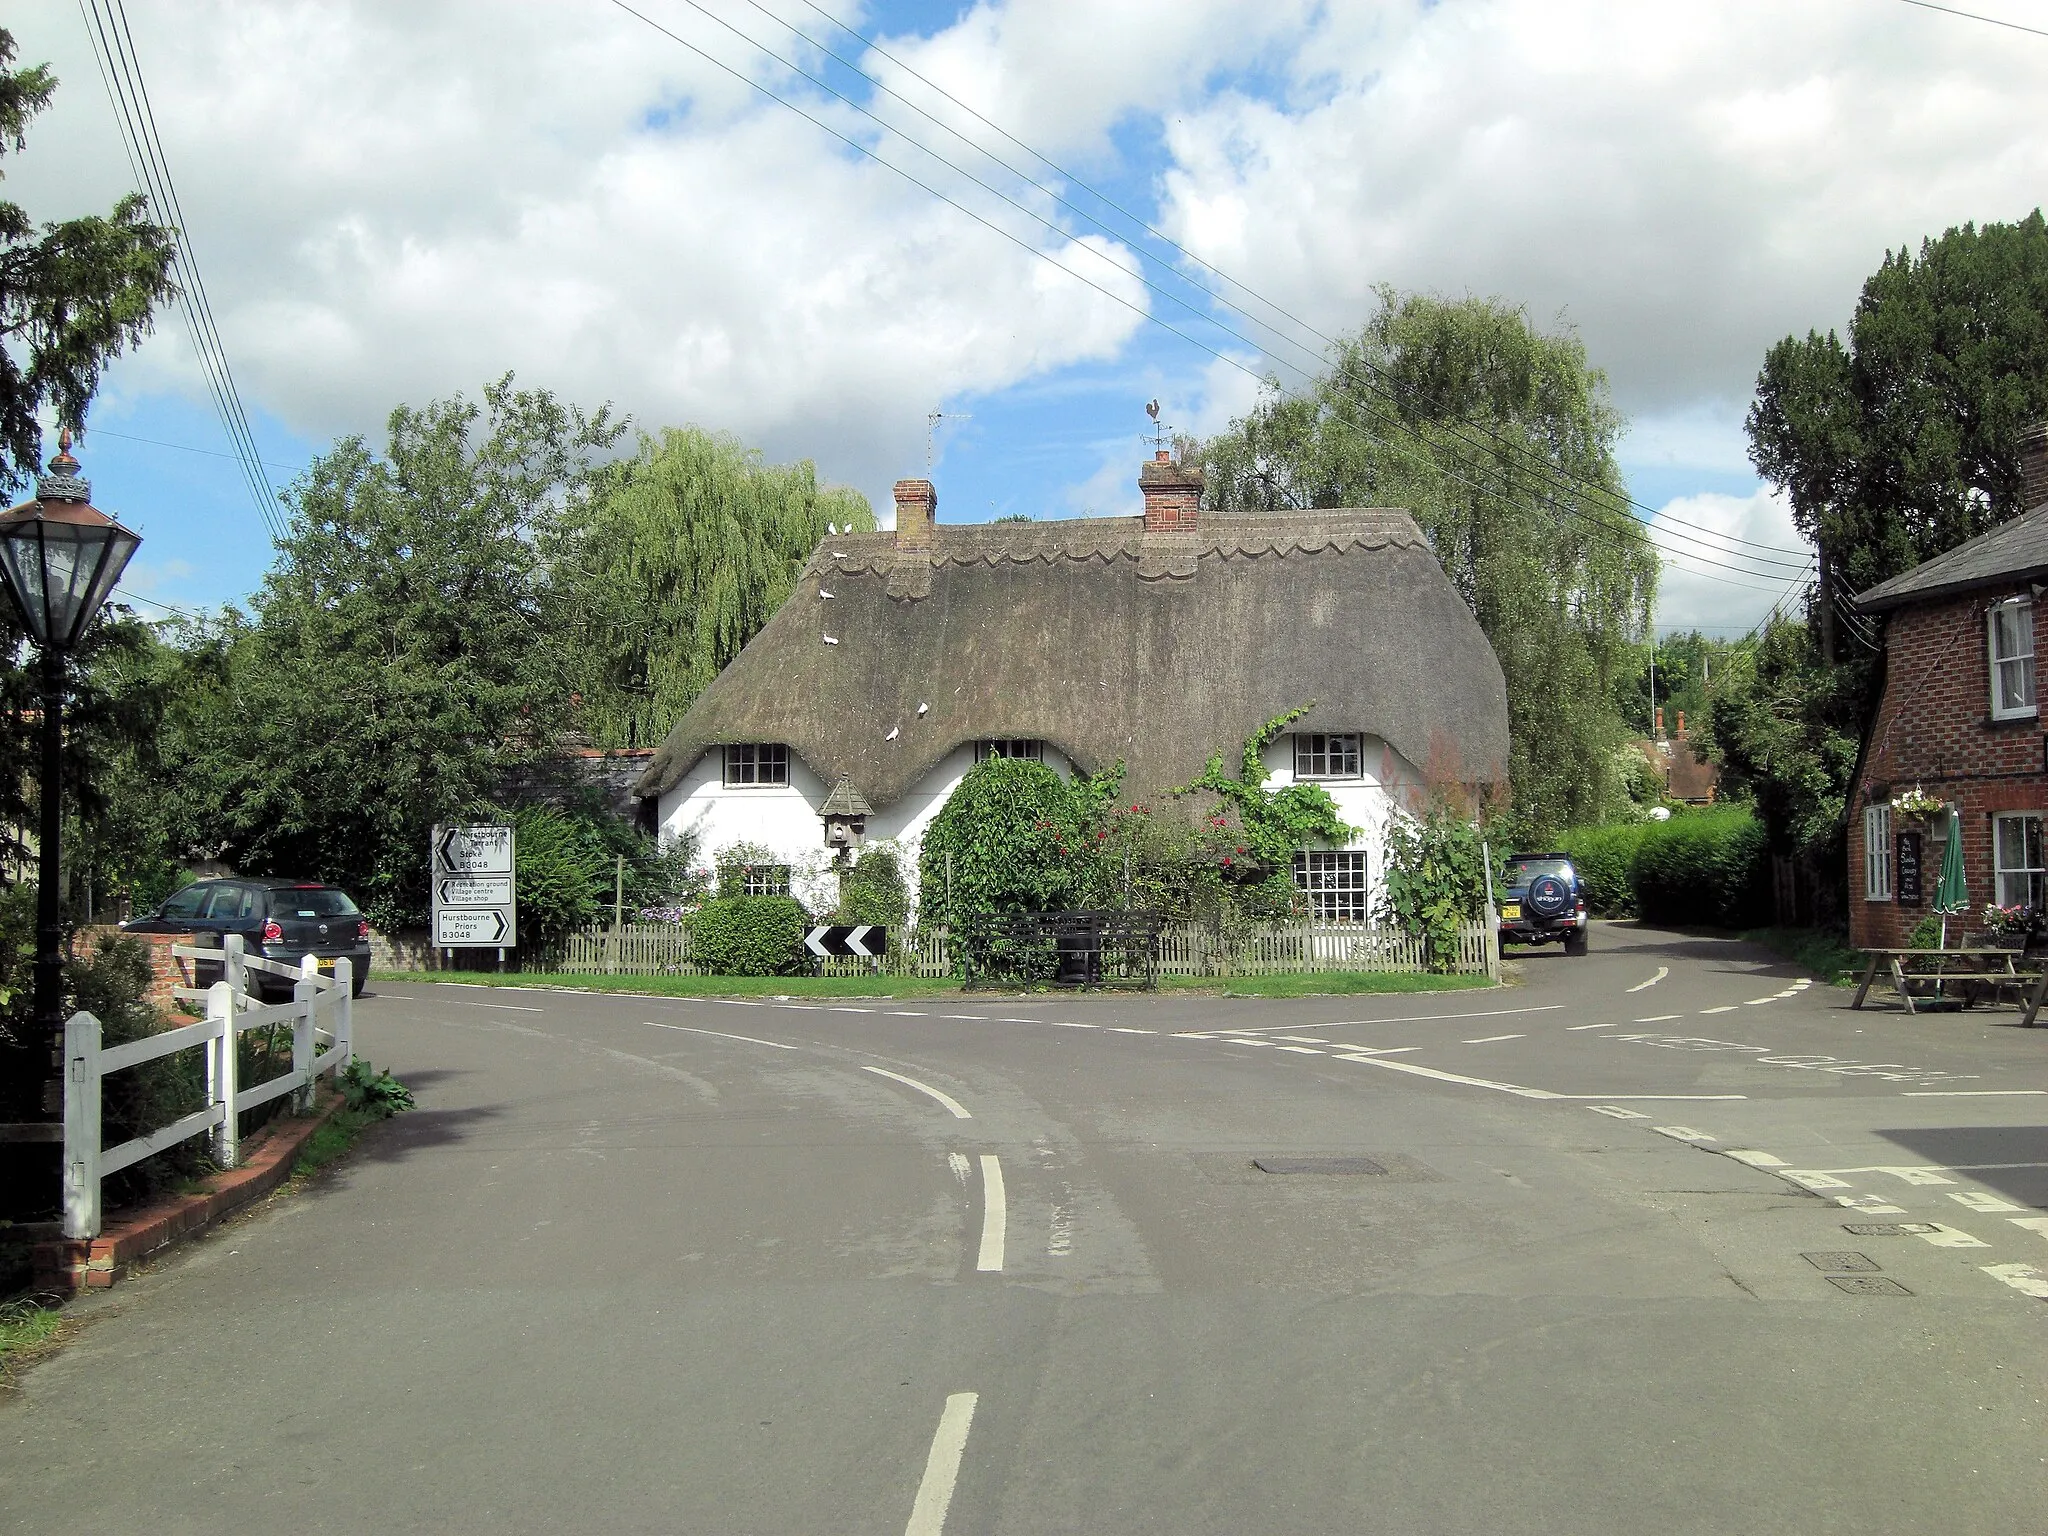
[948,1152,972,1185]
[1109,1027,1155,1035]
[862,1066,973,1119]
[1588,1105,1651,1119]
[1836,1194,1909,1214]
[1633,1015,1682,1023]
[1700,1006,1738,1015]
[1625,967,1670,993]
[892,1011,930,1016]
[641,1021,799,1051]
[1274,1045,1325,1054]
[1331,1046,1420,1056]
[1902,1089,2048,1096]
[904,1392,978,1536]
[1226,1038,1273,1046]
[1048,1021,1098,1029]
[2010,1216,2048,1240]
[1725,1149,1788,1167]
[1782,1170,1854,1190]
[1276,1036,1333,1044]
[1568,1021,1621,1030]
[1571,1093,1748,1101]
[1317,1005,1565,1027]
[1950,1191,2027,1213]
[977,1155,1006,1273]
[1981,1263,2048,1299]
[1742,997,1779,1005]
[1334,1055,1563,1099]
[1654,1126,1716,1142]
[1792,979,1813,989]
[1918,1223,1991,1249]
[1463,1033,1525,1043]
[449,999,545,1012]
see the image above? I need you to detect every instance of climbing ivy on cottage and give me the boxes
[1176,706,1355,914]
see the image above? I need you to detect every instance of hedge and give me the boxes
[689,896,807,976]
[1551,807,1770,928]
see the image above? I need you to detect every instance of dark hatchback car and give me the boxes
[1498,853,1589,956]
[125,878,372,997]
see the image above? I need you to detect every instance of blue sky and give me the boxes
[13,0,2048,633]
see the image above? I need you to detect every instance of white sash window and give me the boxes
[1989,600,2037,720]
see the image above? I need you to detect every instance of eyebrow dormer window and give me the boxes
[1293,733,1362,779]
[723,743,790,786]
[975,739,1043,763]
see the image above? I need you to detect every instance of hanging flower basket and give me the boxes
[1889,785,1947,821]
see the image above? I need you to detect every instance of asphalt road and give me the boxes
[5,922,2046,1534]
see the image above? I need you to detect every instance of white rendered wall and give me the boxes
[655,743,1075,917]
[1257,733,1422,912]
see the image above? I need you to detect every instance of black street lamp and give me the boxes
[0,431,141,1115]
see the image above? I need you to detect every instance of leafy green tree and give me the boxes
[559,426,873,749]
[0,29,177,487]
[836,845,909,936]
[1378,803,1487,972]
[918,756,1087,931]
[510,805,609,955]
[153,378,621,928]
[1201,289,1655,836]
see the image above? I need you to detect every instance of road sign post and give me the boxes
[431,824,517,960]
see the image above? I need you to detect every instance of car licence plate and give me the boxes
[1501,902,1520,920]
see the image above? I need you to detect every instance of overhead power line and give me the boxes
[741,0,1815,570]
[1897,0,2048,40]
[604,0,1812,590]
[78,0,284,541]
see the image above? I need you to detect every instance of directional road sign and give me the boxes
[804,924,887,958]
[433,907,512,947]
[431,822,516,950]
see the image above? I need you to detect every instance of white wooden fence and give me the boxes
[554,919,1494,979]
[61,935,352,1240]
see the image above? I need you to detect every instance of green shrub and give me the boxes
[1379,805,1487,972]
[690,896,806,975]
[837,847,909,940]
[1553,822,1646,917]
[512,805,610,953]
[918,758,1088,931]
[1632,807,1771,928]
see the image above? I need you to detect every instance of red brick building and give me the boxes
[1847,424,2048,948]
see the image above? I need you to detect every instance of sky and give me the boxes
[7,0,2048,635]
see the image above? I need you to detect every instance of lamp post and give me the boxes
[0,431,141,1118]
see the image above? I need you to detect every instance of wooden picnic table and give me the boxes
[1851,946,2048,1025]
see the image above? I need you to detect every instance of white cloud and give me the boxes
[1648,487,1811,634]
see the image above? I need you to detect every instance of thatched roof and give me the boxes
[635,509,1509,808]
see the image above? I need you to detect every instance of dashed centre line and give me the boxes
[1624,967,1669,993]
[976,1155,1007,1272]
[904,1393,978,1536]
[862,1066,973,1120]
[1463,1033,1524,1044]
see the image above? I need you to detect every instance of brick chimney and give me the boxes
[893,478,936,550]
[2023,421,2048,513]
[1139,451,1202,533]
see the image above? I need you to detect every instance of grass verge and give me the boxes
[293,1106,384,1178]
[387,967,1496,1000]
[0,1296,71,1386]
[1740,924,1866,986]
[1161,971,1496,998]
[381,969,965,999]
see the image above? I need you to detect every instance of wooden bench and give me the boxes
[1851,946,2048,1025]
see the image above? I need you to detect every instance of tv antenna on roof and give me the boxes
[1145,398,1173,457]
[926,408,971,471]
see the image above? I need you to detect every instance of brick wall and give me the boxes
[73,926,194,1018]
[1139,453,1202,532]
[1848,579,2048,947]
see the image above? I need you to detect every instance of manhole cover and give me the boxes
[1804,1251,1881,1272]
[1252,1156,1389,1176]
[1842,1222,1939,1237]
[1827,1275,1912,1295]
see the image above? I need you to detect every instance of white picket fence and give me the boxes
[60,935,352,1240]
[553,919,1494,979]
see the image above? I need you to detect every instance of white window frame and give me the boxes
[1292,850,1369,923]
[1994,812,2045,910]
[974,739,1043,764]
[1863,803,1892,901]
[740,865,791,898]
[1988,598,2037,721]
[1293,732,1363,780]
[723,743,790,787]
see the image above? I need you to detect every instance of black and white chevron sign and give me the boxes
[804,924,887,958]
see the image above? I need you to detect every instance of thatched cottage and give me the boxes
[633,452,1509,918]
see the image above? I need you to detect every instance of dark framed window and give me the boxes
[1293,850,1369,923]
[1293,733,1362,780]
[723,743,790,787]
[975,739,1043,763]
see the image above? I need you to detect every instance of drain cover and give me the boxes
[1252,1156,1389,1176]
[1827,1275,1912,1295]
[1842,1222,1939,1237]
[1804,1251,1881,1272]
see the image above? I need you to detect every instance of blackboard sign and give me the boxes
[1896,831,1923,907]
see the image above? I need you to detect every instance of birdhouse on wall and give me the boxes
[821,776,871,850]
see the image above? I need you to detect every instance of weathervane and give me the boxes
[1145,398,1173,457]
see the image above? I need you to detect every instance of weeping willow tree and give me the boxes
[1202,289,1657,836]
[559,427,875,748]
